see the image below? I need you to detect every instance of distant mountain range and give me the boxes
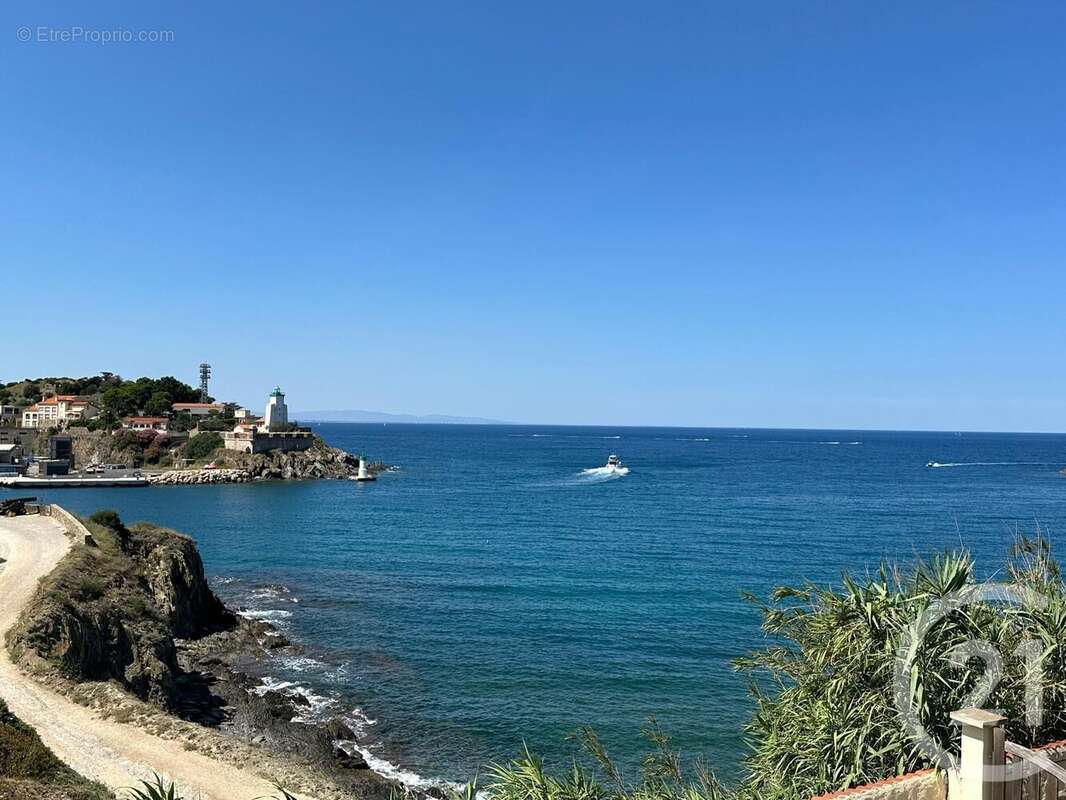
[293,409,510,425]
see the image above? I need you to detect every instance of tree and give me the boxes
[155,376,202,404]
[144,392,172,417]
[184,432,223,460]
[101,387,137,418]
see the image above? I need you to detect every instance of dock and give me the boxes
[0,476,149,489]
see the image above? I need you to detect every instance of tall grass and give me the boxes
[455,721,729,800]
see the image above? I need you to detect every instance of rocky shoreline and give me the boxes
[147,440,394,485]
[175,617,401,799]
[148,468,252,485]
[6,513,430,800]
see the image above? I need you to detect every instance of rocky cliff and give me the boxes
[6,512,401,799]
[67,428,380,482]
[7,517,235,708]
[209,438,364,480]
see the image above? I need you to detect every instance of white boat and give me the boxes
[579,454,630,478]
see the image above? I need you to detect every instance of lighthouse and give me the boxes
[264,387,288,431]
[354,455,377,482]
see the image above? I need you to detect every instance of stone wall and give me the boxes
[812,771,944,800]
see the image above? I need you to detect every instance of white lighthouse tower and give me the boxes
[264,387,289,431]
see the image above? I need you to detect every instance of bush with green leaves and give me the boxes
[733,534,1066,800]
[89,509,131,551]
[454,722,728,800]
[183,432,223,461]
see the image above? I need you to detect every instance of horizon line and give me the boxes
[292,418,1066,436]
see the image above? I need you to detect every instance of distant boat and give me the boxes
[579,454,630,478]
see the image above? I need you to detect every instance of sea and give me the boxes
[21,425,1066,787]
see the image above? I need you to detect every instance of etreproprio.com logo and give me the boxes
[16,26,175,44]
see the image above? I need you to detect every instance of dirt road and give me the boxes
[0,513,296,800]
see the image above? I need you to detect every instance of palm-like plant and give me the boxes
[125,774,184,800]
[735,536,1066,800]
[485,721,729,800]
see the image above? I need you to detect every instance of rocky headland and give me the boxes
[62,428,391,484]
[4,512,406,800]
[148,440,392,485]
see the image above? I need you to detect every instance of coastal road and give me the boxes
[0,513,297,800]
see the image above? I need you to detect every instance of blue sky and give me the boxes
[3,2,1064,430]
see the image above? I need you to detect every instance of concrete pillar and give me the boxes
[951,708,1007,800]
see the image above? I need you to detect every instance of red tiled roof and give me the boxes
[123,416,169,424]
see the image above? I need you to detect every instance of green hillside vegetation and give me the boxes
[0,698,114,800]
[0,374,209,425]
[183,432,224,461]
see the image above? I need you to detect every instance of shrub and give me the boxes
[124,774,181,800]
[733,535,1066,800]
[483,723,729,800]
[88,509,124,531]
[0,700,59,779]
[74,576,107,602]
[88,509,130,551]
[0,699,113,798]
[183,432,222,461]
[195,417,231,432]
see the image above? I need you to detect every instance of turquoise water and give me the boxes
[20,425,1066,785]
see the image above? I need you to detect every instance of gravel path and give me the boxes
[0,513,299,800]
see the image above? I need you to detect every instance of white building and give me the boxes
[121,416,170,432]
[21,395,98,429]
[222,387,311,454]
[264,387,288,431]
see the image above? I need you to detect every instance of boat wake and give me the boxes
[578,465,630,480]
[926,461,1051,469]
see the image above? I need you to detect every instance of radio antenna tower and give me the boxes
[199,362,211,402]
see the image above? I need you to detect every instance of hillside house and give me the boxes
[172,402,227,417]
[121,416,169,432]
[21,395,98,429]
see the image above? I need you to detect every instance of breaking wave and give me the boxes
[250,677,338,723]
[237,608,294,621]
